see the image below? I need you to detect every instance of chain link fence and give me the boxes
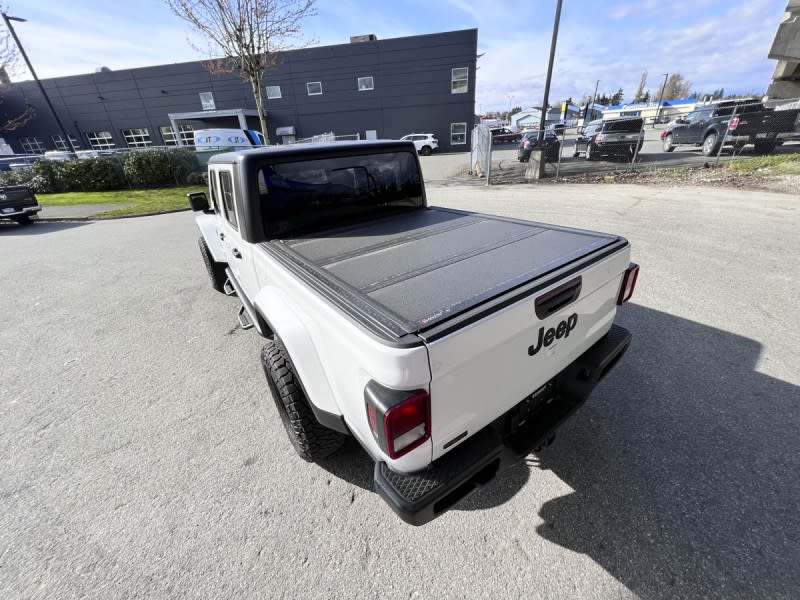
[471,96,800,185]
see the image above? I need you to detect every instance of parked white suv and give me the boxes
[400,133,438,155]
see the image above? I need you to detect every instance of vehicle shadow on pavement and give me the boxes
[0,221,91,236]
[466,303,798,599]
[318,303,800,598]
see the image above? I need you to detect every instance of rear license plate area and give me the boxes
[506,381,557,435]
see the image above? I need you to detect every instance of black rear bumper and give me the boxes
[374,324,632,526]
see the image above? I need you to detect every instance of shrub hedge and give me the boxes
[0,148,200,193]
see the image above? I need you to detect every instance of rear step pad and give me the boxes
[374,428,506,526]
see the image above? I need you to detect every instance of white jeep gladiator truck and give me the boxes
[189,141,639,525]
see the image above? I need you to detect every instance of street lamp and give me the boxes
[2,12,76,151]
[653,73,669,128]
[590,79,600,123]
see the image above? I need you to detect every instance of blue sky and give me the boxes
[6,0,789,112]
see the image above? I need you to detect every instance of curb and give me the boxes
[38,207,191,222]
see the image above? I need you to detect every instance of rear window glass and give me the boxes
[257,151,424,238]
[603,119,643,132]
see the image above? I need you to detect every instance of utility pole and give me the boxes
[590,79,600,123]
[654,73,669,128]
[507,94,514,124]
[538,0,563,142]
[3,13,76,151]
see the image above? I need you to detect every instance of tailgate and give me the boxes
[0,187,36,211]
[423,244,631,461]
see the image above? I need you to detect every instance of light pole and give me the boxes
[589,79,600,123]
[538,0,563,142]
[653,73,669,128]
[3,12,76,151]
[507,94,514,124]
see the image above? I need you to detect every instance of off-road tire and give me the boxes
[702,132,720,157]
[419,146,432,156]
[662,134,675,153]
[261,339,345,462]
[198,236,228,293]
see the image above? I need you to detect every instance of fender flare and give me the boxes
[253,287,340,418]
[195,213,226,262]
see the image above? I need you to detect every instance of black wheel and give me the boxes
[12,215,33,225]
[261,339,345,462]
[702,132,720,157]
[572,151,580,158]
[753,141,776,155]
[662,134,675,153]
[419,145,432,156]
[198,236,228,293]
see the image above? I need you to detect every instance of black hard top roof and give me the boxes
[208,140,415,165]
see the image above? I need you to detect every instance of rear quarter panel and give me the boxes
[251,246,434,473]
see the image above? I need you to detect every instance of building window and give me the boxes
[199,91,215,110]
[266,86,282,99]
[20,137,45,154]
[451,67,468,94]
[160,125,195,146]
[357,76,374,91]
[451,122,467,145]
[52,134,80,151]
[306,81,322,96]
[620,110,641,117]
[121,128,152,148]
[85,131,116,150]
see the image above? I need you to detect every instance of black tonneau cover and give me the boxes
[263,207,626,341]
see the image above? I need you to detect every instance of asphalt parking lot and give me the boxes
[1,183,798,599]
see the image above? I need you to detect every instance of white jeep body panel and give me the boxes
[192,143,635,490]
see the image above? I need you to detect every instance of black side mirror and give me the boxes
[188,191,209,212]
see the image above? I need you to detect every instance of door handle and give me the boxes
[219,232,225,241]
[232,248,242,259]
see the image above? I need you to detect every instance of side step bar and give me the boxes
[237,305,254,330]
[224,267,264,336]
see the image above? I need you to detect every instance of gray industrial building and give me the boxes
[1,28,477,154]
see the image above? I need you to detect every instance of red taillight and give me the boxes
[365,382,431,460]
[385,391,430,459]
[617,262,640,305]
[523,139,531,149]
[729,117,739,131]
[367,403,379,437]
[595,132,604,143]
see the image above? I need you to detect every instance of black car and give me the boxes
[490,127,522,143]
[573,118,644,160]
[517,131,561,162]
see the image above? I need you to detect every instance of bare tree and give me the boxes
[0,8,35,132]
[166,0,317,144]
[633,71,647,103]
[657,73,693,101]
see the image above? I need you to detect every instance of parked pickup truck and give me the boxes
[0,185,40,225]
[661,100,800,156]
[189,141,639,525]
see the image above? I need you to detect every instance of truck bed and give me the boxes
[263,207,626,342]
